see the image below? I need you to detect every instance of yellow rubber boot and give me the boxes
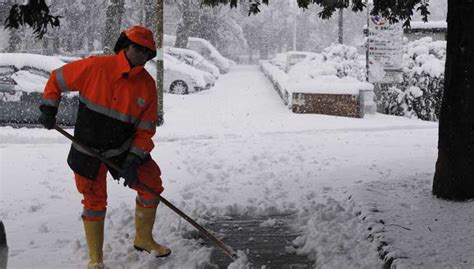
[134,206,171,257]
[83,220,104,269]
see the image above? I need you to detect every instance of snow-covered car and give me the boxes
[0,53,78,125]
[0,53,65,93]
[164,34,232,74]
[285,51,320,72]
[164,46,220,78]
[269,51,321,73]
[0,54,61,89]
[269,53,287,71]
[0,66,16,91]
[146,53,212,94]
[56,55,82,63]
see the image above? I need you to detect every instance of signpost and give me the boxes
[367,11,403,84]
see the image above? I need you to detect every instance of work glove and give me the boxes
[120,153,142,187]
[38,104,58,130]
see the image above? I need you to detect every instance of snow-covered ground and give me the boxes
[2,65,465,269]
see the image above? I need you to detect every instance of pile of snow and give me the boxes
[292,198,382,268]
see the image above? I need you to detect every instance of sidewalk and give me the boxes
[349,176,474,268]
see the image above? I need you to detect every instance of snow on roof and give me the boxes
[0,53,65,73]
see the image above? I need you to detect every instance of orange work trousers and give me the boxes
[74,159,164,221]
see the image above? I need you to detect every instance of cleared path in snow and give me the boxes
[205,214,314,268]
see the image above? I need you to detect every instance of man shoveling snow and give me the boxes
[38,25,171,269]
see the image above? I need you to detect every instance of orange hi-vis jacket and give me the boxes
[42,50,158,179]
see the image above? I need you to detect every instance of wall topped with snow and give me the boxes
[260,57,376,118]
[287,76,373,95]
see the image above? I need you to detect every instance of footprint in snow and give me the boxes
[38,223,49,233]
[28,203,44,213]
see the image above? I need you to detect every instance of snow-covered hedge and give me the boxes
[378,37,446,121]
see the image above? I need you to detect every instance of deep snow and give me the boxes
[0,65,455,269]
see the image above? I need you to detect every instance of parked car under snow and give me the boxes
[164,34,232,74]
[0,53,78,125]
[164,46,220,79]
[146,53,214,94]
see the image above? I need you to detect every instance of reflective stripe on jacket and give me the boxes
[42,50,158,179]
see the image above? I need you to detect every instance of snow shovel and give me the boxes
[54,126,238,261]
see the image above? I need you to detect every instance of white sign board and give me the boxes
[367,14,403,84]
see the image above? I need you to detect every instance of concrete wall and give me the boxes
[291,92,361,118]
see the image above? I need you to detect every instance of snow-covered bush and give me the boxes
[287,44,365,84]
[322,44,366,82]
[378,37,445,121]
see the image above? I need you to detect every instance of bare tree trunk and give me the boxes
[145,0,157,33]
[103,0,124,54]
[175,0,200,48]
[7,29,20,52]
[175,8,191,48]
[156,0,164,125]
[433,0,474,200]
[338,8,343,44]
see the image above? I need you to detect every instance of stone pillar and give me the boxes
[359,89,376,118]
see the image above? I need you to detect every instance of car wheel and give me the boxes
[169,80,189,94]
